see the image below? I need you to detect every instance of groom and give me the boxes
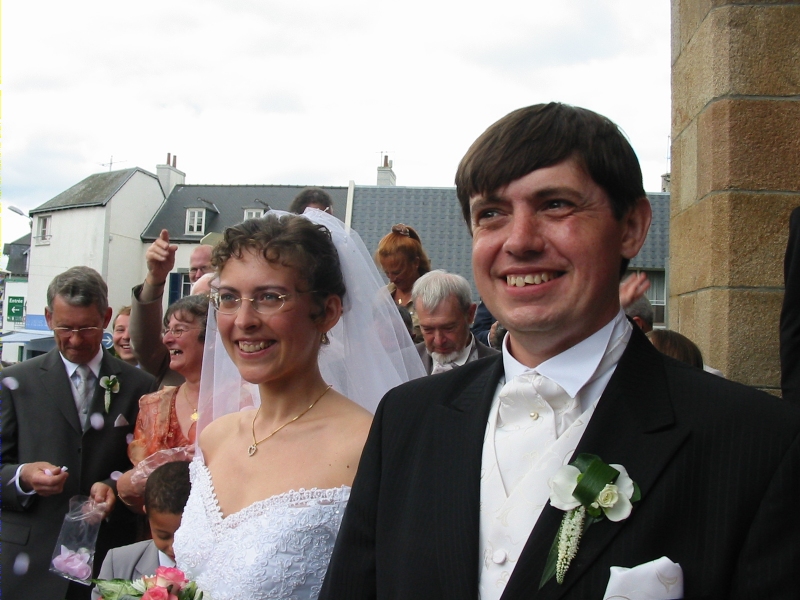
[320,103,800,599]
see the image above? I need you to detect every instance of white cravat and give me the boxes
[495,372,581,495]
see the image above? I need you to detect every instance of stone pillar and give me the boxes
[671,1,800,392]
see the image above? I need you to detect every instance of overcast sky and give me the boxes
[2,0,671,242]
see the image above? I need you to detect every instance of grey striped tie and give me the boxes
[74,364,95,431]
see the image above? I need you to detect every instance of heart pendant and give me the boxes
[248,444,257,457]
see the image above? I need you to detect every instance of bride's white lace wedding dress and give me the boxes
[173,458,350,600]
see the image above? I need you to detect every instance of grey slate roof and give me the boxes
[30,168,155,214]
[3,234,31,277]
[140,181,669,300]
[349,186,478,297]
[629,192,669,270]
[141,184,349,242]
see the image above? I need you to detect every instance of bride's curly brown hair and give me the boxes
[212,213,346,321]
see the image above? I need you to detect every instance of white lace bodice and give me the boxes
[173,458,350,600]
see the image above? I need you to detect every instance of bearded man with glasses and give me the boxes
[0,266,156,600]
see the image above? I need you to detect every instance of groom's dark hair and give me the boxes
[455,102,645,227]
[145,460,191,515]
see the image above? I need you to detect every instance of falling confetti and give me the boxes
[90,413,105,430]
[2,377,20,390]
[126,433,134,444]
[13,552,30,575]
[110,471,123,481]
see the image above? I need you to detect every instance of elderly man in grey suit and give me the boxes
[1,266,156,600]
[412,270,498,375]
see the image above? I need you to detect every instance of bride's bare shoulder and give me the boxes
[323,393,373,451]
[327,392,372,426]
[199,410,253,455]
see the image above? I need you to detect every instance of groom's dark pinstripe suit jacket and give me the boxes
[320,327,800,600]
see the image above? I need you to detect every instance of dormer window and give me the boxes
[244,208,265,220]
[185,209,205,235]
[35,215,52,245]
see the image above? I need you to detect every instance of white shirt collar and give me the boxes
[431,334,476,367]
[60,347,104,379]
[158,549,176,568]
[501,309,630,398]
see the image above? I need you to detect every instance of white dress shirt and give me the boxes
[159,550,176,568]
[478,310,632,600]
[60,348,104,414]
[431,335,478,374]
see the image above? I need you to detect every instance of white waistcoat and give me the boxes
[478,401,598,600]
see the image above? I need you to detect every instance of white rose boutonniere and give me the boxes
[98,376,120,413]
[540,453,640,588]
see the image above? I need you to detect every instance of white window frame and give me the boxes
[244,208,265,220]
[181,273,193,298]
[185,209,205,235]
[35,215,52,245]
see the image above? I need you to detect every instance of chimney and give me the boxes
[661,172,671,193]
[157,152,186,198]
[377,155,396,186]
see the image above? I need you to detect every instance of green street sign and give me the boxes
[7,296,24,322]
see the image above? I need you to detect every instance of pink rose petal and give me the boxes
[13,553,30,575]
[2,377,19,390]
[90,413,105,430]
[52,548,93,580]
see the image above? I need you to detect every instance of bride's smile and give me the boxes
[214,248,339,389]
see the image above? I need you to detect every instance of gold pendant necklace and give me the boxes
[180,386,199,422]
[248,385,332,457]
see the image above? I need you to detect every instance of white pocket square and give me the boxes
[604,556,683,600]
[114,414,129,427]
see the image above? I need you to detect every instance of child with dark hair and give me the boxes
[91,462,191,599]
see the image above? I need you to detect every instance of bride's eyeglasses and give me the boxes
[210,289,315,315]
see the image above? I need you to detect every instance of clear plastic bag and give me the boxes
[50,495,105,585]
[129,445,194,489]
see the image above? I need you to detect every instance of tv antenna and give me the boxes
[99,155,127,171]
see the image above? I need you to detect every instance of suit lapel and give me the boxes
[88,350,121,418]
[133,542,161,579]
[423,352,433,375]
[431,357,504,600]
[500,330,690,600]
[40,349,83,434]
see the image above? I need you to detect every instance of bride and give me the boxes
[173,210,424,599]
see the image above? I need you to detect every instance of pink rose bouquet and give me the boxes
[93,566,202,600]
[154,566,188,591]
